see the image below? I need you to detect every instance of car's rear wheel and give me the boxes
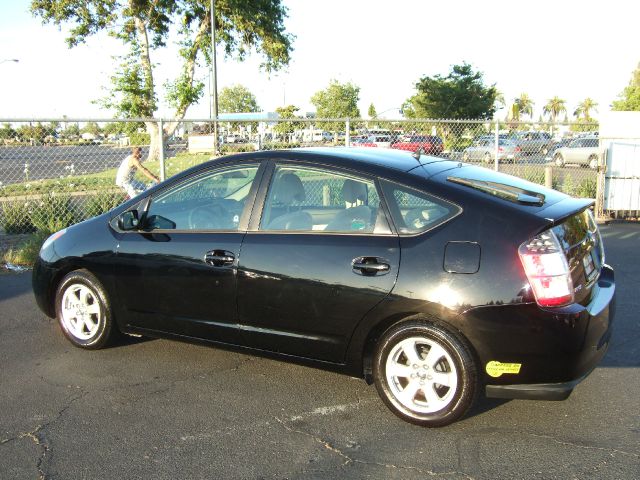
[55,270,118,349]
[554,153,564,167]
[373,320,478,427]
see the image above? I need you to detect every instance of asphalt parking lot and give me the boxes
[1,223,638,479]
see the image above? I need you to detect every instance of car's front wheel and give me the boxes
[373,320,478,427]
[55,270,118,349]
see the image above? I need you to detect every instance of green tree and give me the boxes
[273,105,299,142]
[218,84,260,113]
[403,63,497,119]
[574,98,598,121]
[82,122,102,136]
[64,123,81,137]
[514,93,534,119]
[0,123,17,140]
[543,96,567,123]
[32,0,293,158]
[367,103,377,118]
[311,80,360,134]
[612,62,640,111]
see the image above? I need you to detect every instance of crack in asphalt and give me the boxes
[273,416,475,479]
[0,391,86,480]
[526,432,640,459]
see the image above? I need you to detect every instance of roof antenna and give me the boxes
[412,147,424,161]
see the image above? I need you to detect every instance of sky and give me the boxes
[0,0,637,121]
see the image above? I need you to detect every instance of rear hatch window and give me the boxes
[552,209,604,305]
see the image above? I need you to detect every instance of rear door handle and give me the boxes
[204,250,235,267]
[352,256,391,276]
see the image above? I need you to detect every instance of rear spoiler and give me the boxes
[535,197,594,228]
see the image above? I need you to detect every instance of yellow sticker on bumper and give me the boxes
[486,361,522,378]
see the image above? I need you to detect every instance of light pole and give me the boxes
[210,0,219,155]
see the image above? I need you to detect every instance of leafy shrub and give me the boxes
[263,141,302,150]
[2,231,49,266]
[521,168,560,190]
[574,177,597,199]
[1,201,36,234]
[84,191,127,219]
[220,144,256,154]
[30,193,82,234]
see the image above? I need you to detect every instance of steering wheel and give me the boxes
[187,205,226,230]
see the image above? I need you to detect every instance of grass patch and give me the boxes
[2,231,49,266]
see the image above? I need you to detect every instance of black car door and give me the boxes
[113,161,264,344]
[236,161,400,362]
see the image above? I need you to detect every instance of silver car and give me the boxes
[462,138,521,163]
[553,137,600,169]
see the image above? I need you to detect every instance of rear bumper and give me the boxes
[486,368,595,401]
[481,264,615,400]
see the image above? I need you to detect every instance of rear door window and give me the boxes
[260,165,391,234]
[380,180,460,235]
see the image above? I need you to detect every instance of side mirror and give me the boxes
[118,210,139,231]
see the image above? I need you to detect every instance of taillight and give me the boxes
[515,146,521,152]
[518,229,574,307]
[498,147,504,152]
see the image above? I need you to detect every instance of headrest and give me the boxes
[274,173,306,205]
[343,179,367,204]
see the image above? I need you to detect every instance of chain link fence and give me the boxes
[0,117,603,240]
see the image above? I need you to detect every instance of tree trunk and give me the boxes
[145,121,162,162]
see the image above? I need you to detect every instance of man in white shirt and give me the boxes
[115,147,159,198]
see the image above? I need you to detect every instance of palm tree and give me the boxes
[514,93,535,119]
[574,98,598,121]
[509,102,520,122]
[543,97,567,123]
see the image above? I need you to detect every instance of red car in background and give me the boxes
[391,135,444,155]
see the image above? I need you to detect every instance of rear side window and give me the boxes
[380,180,460,235]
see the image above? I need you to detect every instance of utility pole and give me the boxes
[210,0,219,155]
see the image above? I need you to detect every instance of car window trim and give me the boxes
[247,158,397,236]
[115,160,268,234]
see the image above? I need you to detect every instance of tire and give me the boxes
[588,155,598,170]
[55,270,118,349]
[373,320,478,427]
[554,153,564,167]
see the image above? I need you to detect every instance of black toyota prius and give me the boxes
[32,148,615,427]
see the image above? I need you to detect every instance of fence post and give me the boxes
[545,166,553,189]
[158,119,165,182]
[345,118,350,147]
[494,121,499,171]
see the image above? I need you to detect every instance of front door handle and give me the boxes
[204,250,235,267]
[352,256,391,276]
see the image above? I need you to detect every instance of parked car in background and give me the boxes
[553,136,600,169]
[366,134,392,148]
[391,135,444,155]
[513,131,553,155]
[350,136,378,147]
[462,138,521,163]
[545,138,573,158]
[34,147,615,427]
